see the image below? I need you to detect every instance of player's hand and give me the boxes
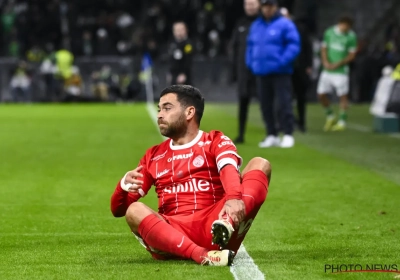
[124,166,144,193]
[329,62,341,70]
[218,199,245,229]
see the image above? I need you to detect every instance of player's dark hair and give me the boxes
[338,15,353,26]
[160,85,205,125]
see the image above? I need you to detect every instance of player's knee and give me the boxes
[125,202,147,225]
[248,157,271,177]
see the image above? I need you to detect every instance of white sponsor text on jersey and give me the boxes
[167,152,194,162]
[151,150,168,161]
[163,178,210,194]
[156,169,170,178]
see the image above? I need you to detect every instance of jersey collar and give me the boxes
[169,130,203,150]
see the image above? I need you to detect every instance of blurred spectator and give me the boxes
[82,31,93,56]
[167,21,193,85]
[54,48,74,80]
[119,69,141,101]
[39,44,57,101]
[91,65,120,101]
[282,8,313,133]
[246,0,300,148]
[63,66,84,101]
[26,44,46,63]
[317,15,357,132]
[9,60,32,102]
[229,0,260,144]
[95,28,114,55]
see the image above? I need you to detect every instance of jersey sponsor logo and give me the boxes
[197,140,211,147]
[218,141,234,148]
[330,42,346,51]
[163,178,210,194]
[156,169,170,179]
[151,150,167,161]
[167,152,194,162]
[177,236,185,247]
[192,155,205,167]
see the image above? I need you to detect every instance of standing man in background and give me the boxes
[317,15,357,131]
[168,22,193,85]
[246,0,300,148]
[281,8,314,133]
[230,0,260,144]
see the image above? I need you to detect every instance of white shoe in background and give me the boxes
[258,135,280,148]
[280,135,295,148]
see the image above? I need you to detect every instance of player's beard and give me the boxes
[158,113,187,139]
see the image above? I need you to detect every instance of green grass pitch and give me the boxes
[0,103,399,280]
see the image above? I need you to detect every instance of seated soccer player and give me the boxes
[111,85,271,266]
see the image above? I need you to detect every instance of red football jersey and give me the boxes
[117,130,242,216]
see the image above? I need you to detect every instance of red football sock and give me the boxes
[241,170,269,207]
[138,214,208,264]
[224,170,269,253]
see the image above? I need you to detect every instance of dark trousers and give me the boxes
[237,74,257,139]
[257,74,294,136]
[292,68,309,130]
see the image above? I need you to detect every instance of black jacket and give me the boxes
[168,38,193,76]
[230,15,257,96]
[293,19,313,73]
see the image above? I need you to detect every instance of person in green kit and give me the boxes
[317,15,357,131]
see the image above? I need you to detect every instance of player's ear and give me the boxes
[186,106,195,120]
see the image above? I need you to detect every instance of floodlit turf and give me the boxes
[0,103,399,280]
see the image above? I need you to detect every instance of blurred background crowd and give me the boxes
[0,0,400,104]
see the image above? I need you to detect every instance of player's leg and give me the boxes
[211,157,271,251]
[125,202,233,265]
[317,72,335,131]
[331,74,349,131]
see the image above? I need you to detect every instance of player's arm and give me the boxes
[212,132,245,227]
[214,141,243,200]
[331,33,357,68]
[320,29,331,69]
[321,46,331,70]
[280,21,301,66]
[110,159,154,217]
[331,51,356,69]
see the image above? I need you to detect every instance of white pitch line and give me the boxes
[347,123,400,139]
[347,123,371,132]
[0,232,127,237]
[230,245,265,280]
[144,75,265,280]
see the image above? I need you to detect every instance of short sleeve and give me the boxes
[210,131,243,172]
